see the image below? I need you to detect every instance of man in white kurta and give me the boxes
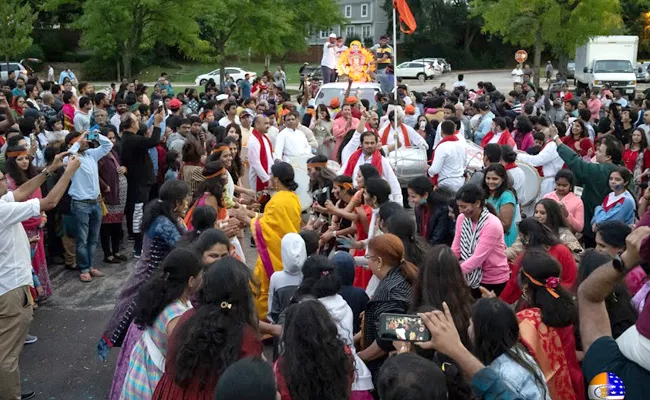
[427,120,467,192]
[378,108,428,154]
[516,137,564,201]
[247,116,274,191]
[273,111,312,162]
[340,130,403,205]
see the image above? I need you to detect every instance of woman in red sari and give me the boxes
[516,248,583,400]
[5,146,52,300]
[623,128,650,199]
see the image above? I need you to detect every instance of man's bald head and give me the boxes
[253,115,270,134]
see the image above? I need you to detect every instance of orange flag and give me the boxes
[394,0,417,34]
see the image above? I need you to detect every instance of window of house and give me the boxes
[346,25,355,38]
[345,5,352,18]
[320,30,329,39]
[362,25,372,38]
[361,4,369,17]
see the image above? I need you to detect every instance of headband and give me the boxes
[6,150,28,158]
[522,271,560,299]
[211,145,230,155]
[307,162,328,168]
[334,181,353,190]
[204,167,227,179]
[69,135,81,145]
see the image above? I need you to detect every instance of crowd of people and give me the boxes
[1,48,650,400]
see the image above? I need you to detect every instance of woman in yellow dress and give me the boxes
[232,161,302,319]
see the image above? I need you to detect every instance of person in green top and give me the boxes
[554,131,624,247]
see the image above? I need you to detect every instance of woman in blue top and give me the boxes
[592,166,636,229]
[483,163,519,247]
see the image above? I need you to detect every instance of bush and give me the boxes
[82,57,118,80]
[21,44,45,61]
[345,34,363,47]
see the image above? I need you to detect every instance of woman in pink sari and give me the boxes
[5,146,52,300]
[61,91,77,132]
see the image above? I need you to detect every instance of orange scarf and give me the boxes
[481,129,515,148]
[380,123,411,147]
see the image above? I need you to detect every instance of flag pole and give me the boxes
[392,4,398,166]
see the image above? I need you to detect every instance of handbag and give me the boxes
[99,195,108,217]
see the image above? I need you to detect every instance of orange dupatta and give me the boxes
[380,123,411,147]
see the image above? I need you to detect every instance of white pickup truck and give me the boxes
[574,36,638,98]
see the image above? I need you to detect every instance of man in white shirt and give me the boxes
[321,33,338,84]
[339,129,403,204]
[219,102,241,127]
[452,74,467,91]
[273,111,312,162]
[248,115,274,191]
[428,120,467,192]
[378,108,429,154]
[73,96,92,133]
[511,64,524,87]
[110,99,128,133]
[0,152,80,399]
[517,128,565,201]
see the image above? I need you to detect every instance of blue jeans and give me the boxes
[71,200,102,273]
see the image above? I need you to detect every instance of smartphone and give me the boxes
[158,101,164,113]
[87,129,100,141]
[378,313,431,342]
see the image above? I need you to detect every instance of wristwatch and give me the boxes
[41,168,52,178]
[612,252,627,274]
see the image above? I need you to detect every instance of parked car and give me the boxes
[0,61,29,81]
[194,67,257,86]
[566,60,575,79]
[395,61,437,82]
[300,65,323,82]
[314,82,381,108]
[637,62,650,83]
[412,58,451,73]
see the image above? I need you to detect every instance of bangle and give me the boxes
[333,230,337,237]
[41,168,52,178]
[254,212,259,219]
[552,135,560,142]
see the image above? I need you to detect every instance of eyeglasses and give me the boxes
[364,255,379,260]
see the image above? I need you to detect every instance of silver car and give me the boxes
[637,62,650,83]
[566,61,575,79]
[0,62,29,81]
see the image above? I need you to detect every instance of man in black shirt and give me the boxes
[120,109,163,256]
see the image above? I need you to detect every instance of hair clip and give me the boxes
[162,272,170,281]
[220,301,232,309]
[157,199,163,203]
[321,270,330,277]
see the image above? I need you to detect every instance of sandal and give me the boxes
[113,253,128,262]
[89,268,105,278]
[79,273,92,282]
[103,256,121,264]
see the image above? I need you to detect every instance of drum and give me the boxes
[517,162,541,206]
[289,155,315,211]
[465,140,484,172]
[388,146,428,185]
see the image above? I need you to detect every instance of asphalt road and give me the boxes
[20,235,261,399]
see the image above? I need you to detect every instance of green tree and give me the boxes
[77,0,209,79]
[471,0,622,87]
[619,0,650,53]
[0,0,38,68]
[198,0,343,84]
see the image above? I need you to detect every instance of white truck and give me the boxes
[574,35,638,98]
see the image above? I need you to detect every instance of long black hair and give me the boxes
[193,160,226,208]
[519,249,577,328]
[386,211,429,267]
[408,176,452,211]
[307,154,337,192]
[142,180,189,232]
[518,217,561,248]
[292,255,340,302]
[180,205,218,245]
[573,250,637,339]
[411,245,473,348]
[190,229,230,258]
[5,145,39,186]
[471,298,548,397]
[535,198,569,234]
[280,300,354,400]
[133,248,202,329]
[358,163,380,187]
[455,183,497,216]
[223,136,242,181]
[173,256,258,388]
[271,161,298,191]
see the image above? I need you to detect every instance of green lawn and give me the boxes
[136,62,304,84]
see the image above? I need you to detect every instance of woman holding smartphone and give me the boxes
[356,234,417,384]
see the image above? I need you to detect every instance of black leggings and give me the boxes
[100,223,122,257]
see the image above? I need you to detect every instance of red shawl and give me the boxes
[428,134,459,186]
[601,192,627,212]
[365,123,378,136]
[344,148,383,177]
[252,128,273,191]
[535,141,552,177]
[381,123,411,147]
[481,129,515,148]
[504,162,518,170]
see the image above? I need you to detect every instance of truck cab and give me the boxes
[574,36,638,98]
